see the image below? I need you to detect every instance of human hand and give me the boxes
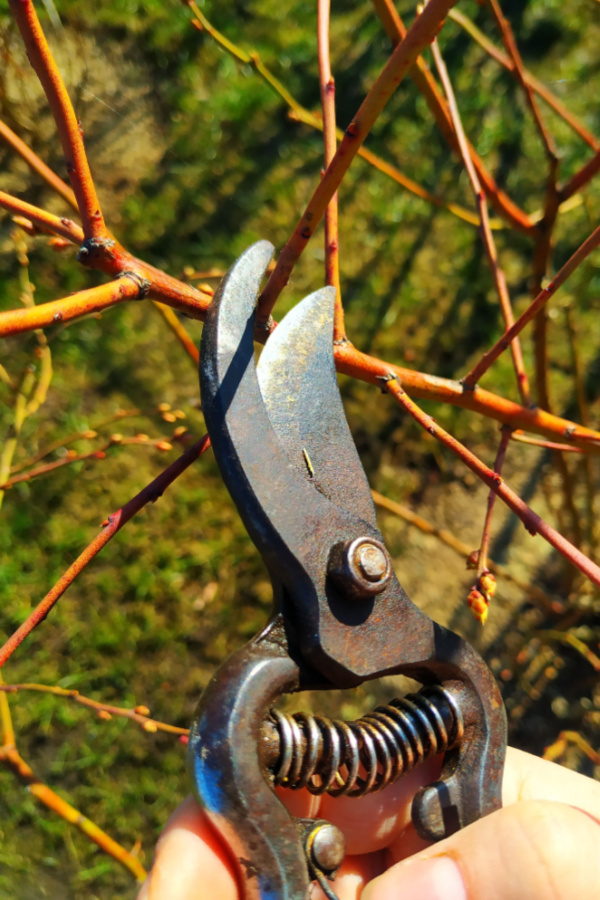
[137,748,600,899]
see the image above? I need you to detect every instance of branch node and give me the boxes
[376,373,399,393]
[255,315,275,334]
[120,271,151,299]
[77,237,116,264]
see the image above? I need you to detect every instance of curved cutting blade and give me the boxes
[199,241,339,589]
[257,289,377,527]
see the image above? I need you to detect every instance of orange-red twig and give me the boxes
[0,743,146,881]
[560,149,600,202]
[0,683,188,737]
[0,276,144,337]
[383,376,600,587]
[510,432,583,453]
[371,489,556,611]
[334,342,600,451]
[0,191,83,243]
[486,0,557,166]
[0,117,78,210]
[463,223,600,388]
[257,0,460,323]
[448,9,600,153]
[0,435,210,668]
[9,0,108,240]
[152,302,200,366]
[369,0,535,235]
[476,425,512,577]
[430,36,530,405]
[317,0,344,341]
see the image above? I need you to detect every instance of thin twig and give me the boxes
[0,743,147,881]
[0,434,178,491]
[0,435,210,667]
[476,426,512,577]
[510,432,583,453]
[565,307,596,551]
[448,9,600,152]
[382,376,600,588]
[0,683,188,737]
[463,224,600,388]
[560,148,600,202]
[430,36,530,405]
[371,489,557,611]
[317,0,344,341]
[486,0,558,165]
[0,116,78,210]
[256,0,462,323]
[152,302,200,366]
[0,191,83,243]
[537,630,600,673]
[9,0,108,240]
[369,0,535,234]
[543,731,600,766]
[187,2,482,228]
[9,408,141,474]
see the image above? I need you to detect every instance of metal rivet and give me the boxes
[308,823,346,875]
[355,543,388,582]
[327,537,391,599]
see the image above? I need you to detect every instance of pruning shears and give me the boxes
[188,242,507,899]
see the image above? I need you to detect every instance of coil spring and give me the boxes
[261,685,463,798]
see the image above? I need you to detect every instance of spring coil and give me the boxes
[262,685,463,798]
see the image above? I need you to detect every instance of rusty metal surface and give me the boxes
[190,242,507,899]
[256,284,377,529]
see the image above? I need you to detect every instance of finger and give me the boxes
[503,746,600,808]
[384,746,600,865]
[365,800,600,900]
[137,796,238,900]
[312,851,386,900]
[137,793,387,900]
[137,757,439,900]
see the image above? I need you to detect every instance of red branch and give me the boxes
[0,117,78,210]
[334,342,600,452]
[463,223,600,388]
[560,149,600,202]
[369,0,535,235]
[9,0,108,240]
[430,36,530,406]
[477,425,512,576]
[383,377,600,588]
[317,0,344,341]
[0,435,210,667]
[0,191,83,243]
[257,0,460,323]
[0,277,143,336]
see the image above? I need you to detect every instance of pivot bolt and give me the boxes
[327,537,392,599]
[355,542,388,582]
[307,822,346,876]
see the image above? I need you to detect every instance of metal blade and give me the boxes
[200,241,336,585]
[257,289,377,527]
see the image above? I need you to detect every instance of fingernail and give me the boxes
[362,855,467,900]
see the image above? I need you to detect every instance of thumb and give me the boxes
[362,800,600,900]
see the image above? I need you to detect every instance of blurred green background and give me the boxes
[1,0,600,896]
